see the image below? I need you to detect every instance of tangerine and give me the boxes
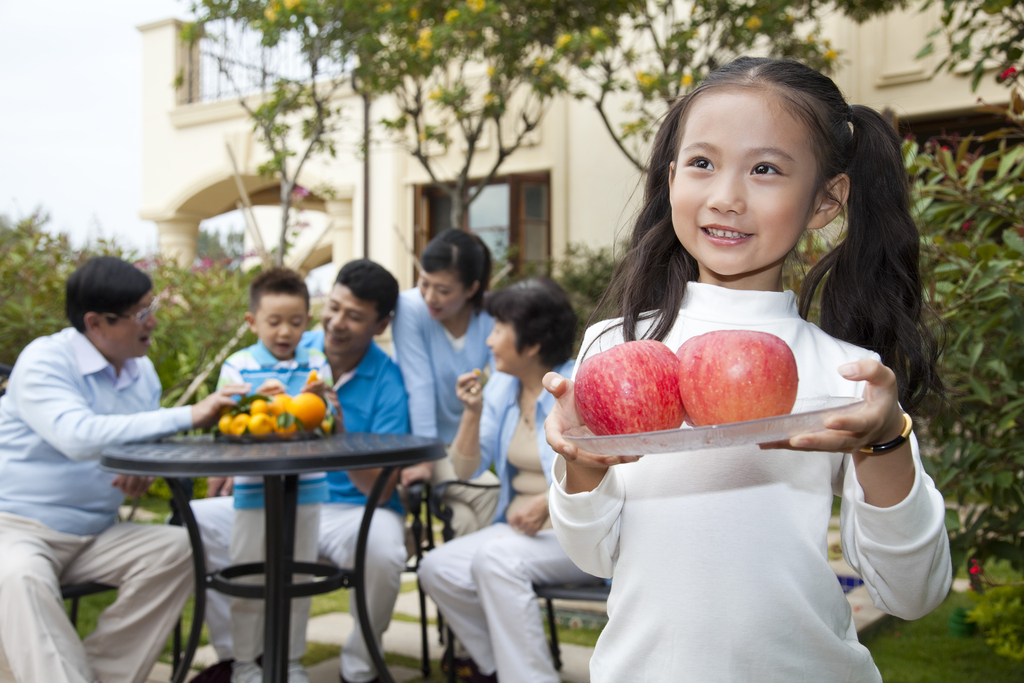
[289,392,327,430]
[218,414,234,434]
[249,413,275,435]
[268,394,292,417]
[229,414,251,436]
[250,399,270,415]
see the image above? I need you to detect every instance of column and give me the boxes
[156,217,201,267]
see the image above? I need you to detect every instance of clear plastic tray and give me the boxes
[563,396,864,455]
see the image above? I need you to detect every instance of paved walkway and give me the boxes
[0,517,970,683]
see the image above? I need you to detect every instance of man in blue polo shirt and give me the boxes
[193,260,410,683]
[0,256,244,683]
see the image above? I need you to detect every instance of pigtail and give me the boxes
[799,105,943,413]
[591,97,701,344]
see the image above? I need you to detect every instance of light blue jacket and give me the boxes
[391,288,494,443]
[0,328,193,535]
[475,359,575,524]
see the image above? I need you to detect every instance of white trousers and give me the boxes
[230,504,321,663]
[192,497,407,683]
[0,512,194,683]
[417,523,594,683]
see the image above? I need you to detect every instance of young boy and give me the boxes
[216,267,333,683]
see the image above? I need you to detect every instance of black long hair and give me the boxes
[599,57,942,413]
[421,229,493,310]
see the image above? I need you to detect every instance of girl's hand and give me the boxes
[774,359,908,453]
[508,493,549,537]
[302,379,328,398]
[543,373,640,494]
[455,371,484,413]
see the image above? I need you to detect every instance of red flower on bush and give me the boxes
[998,66,1018,82]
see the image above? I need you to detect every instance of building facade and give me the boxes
[138,7,1009,287]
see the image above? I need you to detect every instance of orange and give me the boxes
[229,414,251,436]
[307,370,318,383]
[217,414,234,434]
[289,392,327,430]
[268,394,292,417]
[250,399,270,415]
[249,413,275,435]
[320,414,336,434]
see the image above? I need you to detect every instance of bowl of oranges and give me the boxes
[217,391,335,442]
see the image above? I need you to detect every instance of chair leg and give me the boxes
[173,618,182,671]
[545,597,562,671]
[69,597,80,628]
[418,583,431,679]
[445,626,457,683]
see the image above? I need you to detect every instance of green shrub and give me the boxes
[0,213,257,405]
[970,584,1024,660]
[906,130,1024,573]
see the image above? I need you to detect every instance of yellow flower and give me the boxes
[417,26,432,52]
[824,49,838,62]
[283,0,301,9]
[376,2,392,12]
[681,73,693,87]
[556,33,572,50]
[590,27,604,39]
[745,16,762,30]
[445,9,459,23]
[636,71,655,88]
[264,5,278,22]
[487,65,496,77]
[535,57,546,68]
[467,0,485,12]
[483,93,496,105]
[409,7,420,21]
[429,88,443,100]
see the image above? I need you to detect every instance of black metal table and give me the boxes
[101,433,445,683]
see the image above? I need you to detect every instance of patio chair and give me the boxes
[399,480,436,680]
[426,480,610,681]
[60,478,195,679]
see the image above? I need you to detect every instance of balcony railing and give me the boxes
[180,19,347,105]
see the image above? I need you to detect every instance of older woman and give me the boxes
[417,277,597,683]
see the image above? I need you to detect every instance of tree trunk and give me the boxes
[449,183,467,234]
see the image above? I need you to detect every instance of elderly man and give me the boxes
[193,259,411,683]
[0,256,243,683]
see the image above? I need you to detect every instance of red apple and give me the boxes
[676,331,798,426]
[574,340,686,436]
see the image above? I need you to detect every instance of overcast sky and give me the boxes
[0,0,192,254]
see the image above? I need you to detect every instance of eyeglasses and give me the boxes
[102,300,161,326]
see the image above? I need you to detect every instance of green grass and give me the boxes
[863,592,1024,682]
[66,591,210,666]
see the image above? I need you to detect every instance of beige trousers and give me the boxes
[0,512,193,683]
[229,505,320,663]
[430,456,500,539]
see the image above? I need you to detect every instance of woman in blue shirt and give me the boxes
[417,278,597,683]
[393,229,499,536]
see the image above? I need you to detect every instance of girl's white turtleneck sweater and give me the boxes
[549,283,950,683]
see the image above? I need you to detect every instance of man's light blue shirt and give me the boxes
[0,328,194,535]
[299,333,410,515]
[475,359,575,524]
[391,288,494,443]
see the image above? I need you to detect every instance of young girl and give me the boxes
[543,57,950,682]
